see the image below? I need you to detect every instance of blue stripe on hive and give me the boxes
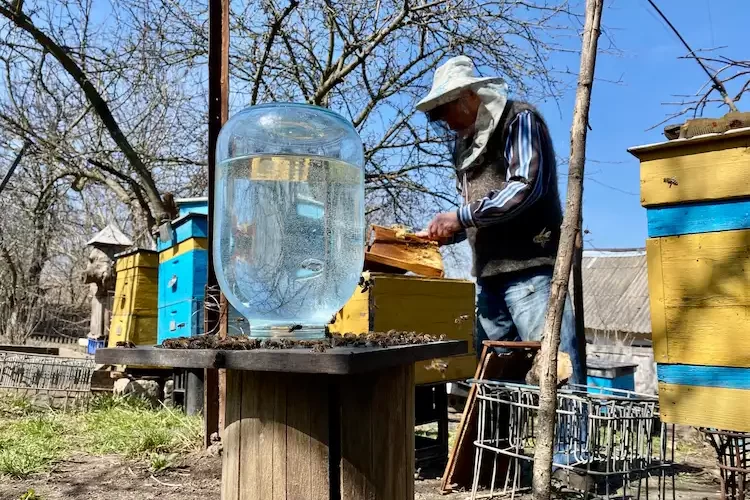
[647,197,750,238]
[156,213,208,251]
[657,363,750,390]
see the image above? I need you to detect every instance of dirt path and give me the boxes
[0,452,721,500]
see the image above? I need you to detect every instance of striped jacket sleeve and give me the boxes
[456,110,549,229]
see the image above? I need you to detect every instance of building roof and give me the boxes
[86,224,132,247]
[577,248,650,336]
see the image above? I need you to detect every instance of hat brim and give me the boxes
[415,76,503,113]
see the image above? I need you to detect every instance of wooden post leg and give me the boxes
[221,365,416,500]
[221,370,330,500]
[340,364,415,500]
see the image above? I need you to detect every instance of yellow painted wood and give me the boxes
[327,290,370,334]
[663,306,750,367]
[108,314,157,347]
[659,229,750,307]
[112,276,158,315]
[329,273,476,385]
[159,237,208,263]
[638,132,750,207]
[659,382,750,432]
[115,251,158,271]
[109,250,159,347]
[645,239,668,363]
[648,229,750,367]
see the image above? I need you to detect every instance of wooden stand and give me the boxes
[96,340,466,500]
[222,366,414,499]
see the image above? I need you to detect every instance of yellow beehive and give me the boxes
[329,273,476,385]
[631,127,750,432]
[108,249,159,347]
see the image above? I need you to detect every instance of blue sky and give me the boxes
[536,0,748,251]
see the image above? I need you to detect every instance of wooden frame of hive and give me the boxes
[630,127,750,432]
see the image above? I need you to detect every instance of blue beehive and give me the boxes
[174,197,209,217]
[157,198,249,342]
[157,212,209,344]
[586,360,637,395]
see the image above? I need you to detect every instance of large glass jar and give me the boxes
[214,103,365,338]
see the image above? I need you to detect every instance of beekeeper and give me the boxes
[416,55,585,387]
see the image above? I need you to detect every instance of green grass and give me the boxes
[0,395,202,478]
[0,415,69,477]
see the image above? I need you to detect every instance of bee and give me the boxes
[533,227,552,248]
[454,314,470,324]
[426,358,449,374]
[663,177,679,188]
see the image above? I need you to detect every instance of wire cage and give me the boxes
[703,429,750,500]
[471,380,675,500]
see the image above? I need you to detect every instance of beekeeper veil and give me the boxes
[416,56,508,172]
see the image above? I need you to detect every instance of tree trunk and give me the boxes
[531,1,603,500]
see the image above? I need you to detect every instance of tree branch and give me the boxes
[251,0,299,105]
[0,1,166,221]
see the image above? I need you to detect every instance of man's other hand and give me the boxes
[418,212,462,241]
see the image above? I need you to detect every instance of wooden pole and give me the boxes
[205,0,230,448]
[531,1,603,499]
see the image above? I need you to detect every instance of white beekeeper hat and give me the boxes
[416,55,504,113]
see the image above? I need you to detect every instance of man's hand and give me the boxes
[416,212,462,241]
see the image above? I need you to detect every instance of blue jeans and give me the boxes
[476,267,585,386]
[476,267,588,467]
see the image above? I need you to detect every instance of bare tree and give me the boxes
[0,0,584,342]
[0,142,90,343]
[654,53,750,128]
[142,0,581,226]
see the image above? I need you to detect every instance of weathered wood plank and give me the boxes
[272,373,287,500]
[659,382,750,432]
[286,375,311,499]
[340,375,371,499]
[308,377,330,499]
[256,372,274,500]
[238,371,260,499]
[340,365,413,500]
[365,225,444,277]
[96,340,467,374]
[221,370,242,500]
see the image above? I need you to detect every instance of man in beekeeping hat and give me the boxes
[416,53,591,488]
[416,55,585,387]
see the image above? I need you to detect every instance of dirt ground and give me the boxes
[0,451,723,500]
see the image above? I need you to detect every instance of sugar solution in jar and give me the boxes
[214,104,365,338]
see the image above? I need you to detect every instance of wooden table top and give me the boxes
[95,340,468,375]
